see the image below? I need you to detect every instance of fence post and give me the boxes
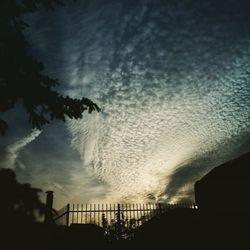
[45,191,54,224]
[66,203,70,227]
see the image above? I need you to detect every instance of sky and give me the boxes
[1,0,250,209]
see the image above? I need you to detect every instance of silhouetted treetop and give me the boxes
[0,0,100,135]
[0,168,45,223]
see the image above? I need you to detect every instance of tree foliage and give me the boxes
[0,168,45,223]
[0,0,100,135]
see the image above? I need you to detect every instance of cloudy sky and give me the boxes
[1,0,250,209]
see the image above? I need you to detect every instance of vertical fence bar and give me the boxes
[147,203,149,220]
[102,204,104,227]
[105,204,108,225]
[109,204,112,224]
[136,204,138,225]
[98,204,102,225]
[142,204,145,222]
[117,203,121,221]
[122,204,124,222]
[98,204,100,226]
[146,204,148,220]
[76,204,79,223]
[140,203,143,225]
[89,204,91,223]
[120,203,123,222]
[148,203,150,220]
[133,204,135,219]
[121,204,124,222]
[113,204,116,225]
[129,204,131,220]
[151,203,153,219]
[140,203,142,222]
[147,204,149,220]
[145,203,148,221]
[130,203,132,224]
[125,204,128,227]
[117,203,121,240]
[72,204,75,224]
[138,204,140,226]
[124,204,126,224]
[90,203,92,223]
[80,204,83,224]
[152,203,154,219]
[120,204,123,224]
[85,204,88,224]
[65,204,70,226]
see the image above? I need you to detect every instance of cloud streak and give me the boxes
[1,130,41,169]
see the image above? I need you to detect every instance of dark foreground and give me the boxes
[1,152,249,250]
[1,209,249,250]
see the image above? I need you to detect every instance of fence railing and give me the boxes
[53,204,70,226]
[54,203,197,228]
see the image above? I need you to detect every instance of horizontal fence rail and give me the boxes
[54,203,197,228]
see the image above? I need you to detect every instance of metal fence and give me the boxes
[54,203,197,228]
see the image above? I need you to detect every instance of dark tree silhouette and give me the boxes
[0,168,45,224]
[0,0,100,135]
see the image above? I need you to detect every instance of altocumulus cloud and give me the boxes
[1,0,250,206]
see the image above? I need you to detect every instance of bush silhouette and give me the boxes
[0,168,45,224]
